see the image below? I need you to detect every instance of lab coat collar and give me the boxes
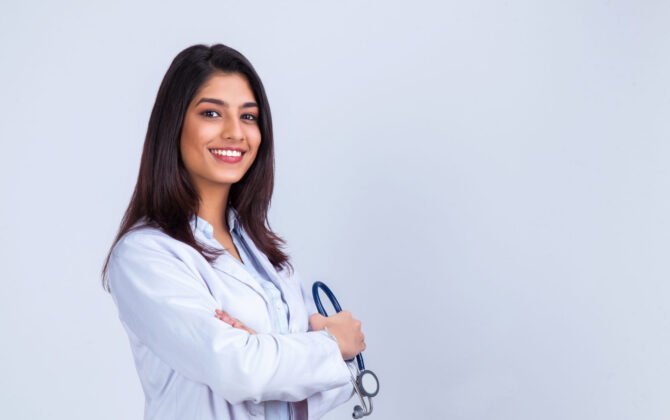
[188,209,269,301]
[189,208,280,288]
[188,207,239,239]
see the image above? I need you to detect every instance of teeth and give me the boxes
[210,149,242,157]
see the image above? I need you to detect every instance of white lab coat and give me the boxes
[107,212,356,419]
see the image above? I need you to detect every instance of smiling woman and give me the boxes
[100,44,366,420]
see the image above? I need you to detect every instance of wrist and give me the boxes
[321,326,345,357]
[323,326,338,344]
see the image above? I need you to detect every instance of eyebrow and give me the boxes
[195,98,258,108]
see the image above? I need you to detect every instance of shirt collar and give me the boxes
[189,207,240,240]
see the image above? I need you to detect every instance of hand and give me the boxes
[214,309,257,335]
[309,310,366,360]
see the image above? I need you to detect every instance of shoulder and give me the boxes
[106,222,208,294]
[112,224,166,256]
[110,221,197,265]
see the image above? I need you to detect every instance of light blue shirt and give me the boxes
[193,211,290,420]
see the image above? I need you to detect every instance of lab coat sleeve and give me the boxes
[295,271,357,419]
[107,231,352,405]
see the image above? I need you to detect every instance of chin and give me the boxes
[213,174,245,185]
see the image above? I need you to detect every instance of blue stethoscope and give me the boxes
[312,281,379,418]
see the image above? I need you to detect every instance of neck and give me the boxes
[196,181,232,233]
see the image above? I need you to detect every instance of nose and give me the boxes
[221,116,244,141]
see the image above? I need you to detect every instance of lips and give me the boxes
[209,148,245,163]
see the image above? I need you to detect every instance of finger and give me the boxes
[215,314,232,323]
[231,319,257,335]
[216,317,234,326]
[215,309,232,322]
[214,312,233,324]
[241,326,257,335]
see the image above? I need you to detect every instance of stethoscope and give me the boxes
[312,281,379,418]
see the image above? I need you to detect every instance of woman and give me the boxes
[101,43,366,420]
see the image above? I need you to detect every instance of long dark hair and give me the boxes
[101,43,291,292]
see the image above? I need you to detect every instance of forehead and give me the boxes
[194,72,256,102]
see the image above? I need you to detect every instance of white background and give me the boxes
[1,1,669,419]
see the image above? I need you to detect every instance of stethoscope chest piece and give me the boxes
[357,369,379,397]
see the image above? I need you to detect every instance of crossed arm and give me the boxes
[214,308,366,360]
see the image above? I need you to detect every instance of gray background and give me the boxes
[1,1,669,419]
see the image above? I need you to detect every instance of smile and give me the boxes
[209,148,245,163]
[209,149,243,157]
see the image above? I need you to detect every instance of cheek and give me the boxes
[248,129,262,155]
[180,119,208,163]
[181,115,208,151]
[180,134,202,172]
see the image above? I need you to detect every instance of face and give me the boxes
[180,72,261,193]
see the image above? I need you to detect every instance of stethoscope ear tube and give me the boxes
[312,281,365,372]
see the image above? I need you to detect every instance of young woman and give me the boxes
[101,43,366,420]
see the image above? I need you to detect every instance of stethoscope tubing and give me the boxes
[312,281,365,372]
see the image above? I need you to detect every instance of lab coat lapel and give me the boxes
[236,222,298,324]
[227,208,285,290]
[190,216,268,300]
[236,222,283,288]
[211,254,268,300]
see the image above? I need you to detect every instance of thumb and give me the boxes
[309,313,327,331]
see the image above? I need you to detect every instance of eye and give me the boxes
[241,113,258,122]
[201,110,221,118]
